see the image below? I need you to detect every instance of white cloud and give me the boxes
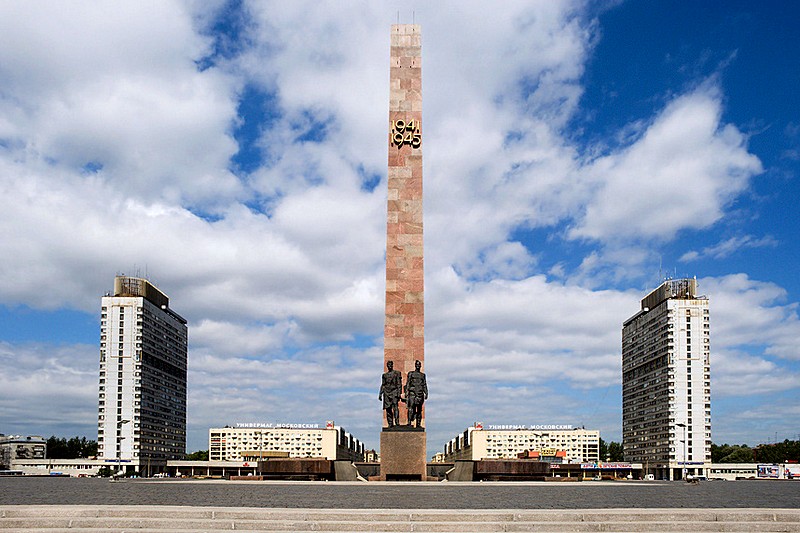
[238,1,593,276]
[700,274,800,360]
[680,234,778,262]
[569,88,763,243]
[0,1,797,452]
[711,402,800,446]
[712,350,800,396]
[0,342,98,437]
[0,1,242,208]
[190,319,297,358]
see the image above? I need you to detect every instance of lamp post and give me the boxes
[676,422,687,480]
[116,419,130,480]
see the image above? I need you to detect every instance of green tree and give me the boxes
[755,440,800,463]
[711,443,755,463]
[598,438,624,461]
[186,450,209,461]
[722,446,755,463]
[710,443,726,463]
[46,436,68,458]
[46,435,98,459]
[607,441,624,462]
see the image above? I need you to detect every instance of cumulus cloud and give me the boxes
[569,88,763,243]
[700,275,800,360]
[0,1,242,208]
[711,350,800,396]
[0,1,798,452]
[0,342,98,437]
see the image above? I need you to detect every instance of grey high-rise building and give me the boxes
[97,276,188,473]
[622,278,711,481]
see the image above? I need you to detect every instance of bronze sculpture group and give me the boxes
[379,359,427,428]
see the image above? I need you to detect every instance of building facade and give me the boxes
[98,276,188,468]
[0,435,46,469]
[443,425,600,464]
[622,278,711,480]
[209,424,364,462]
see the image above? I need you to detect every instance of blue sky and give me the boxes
[1,1,799,457]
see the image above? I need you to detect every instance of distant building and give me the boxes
[8,457,257,478]
[209,424,365,462]
[97,275,188,472]
[430,452,446,463]
[0,435,46,469]
[363,449,378,463]
[442,425,600,464]
[622,278,711,480]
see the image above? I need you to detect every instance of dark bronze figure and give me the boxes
[379,360,402,427]
[404,359,428,428]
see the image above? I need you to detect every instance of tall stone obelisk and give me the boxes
[380,23,426,480]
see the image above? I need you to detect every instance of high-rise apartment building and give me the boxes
[98,276,188,471]
[622,278,711,480]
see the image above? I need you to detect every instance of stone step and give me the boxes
[4,522,800,532]
[2,507,799,532]
[5,525,800,532]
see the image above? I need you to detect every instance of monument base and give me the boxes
[380,430,426,481]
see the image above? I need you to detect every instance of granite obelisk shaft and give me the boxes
[380,23,426,480]
[384,24,424,425]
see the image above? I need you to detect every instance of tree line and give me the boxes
[713,440,800,463]
[45,436,98,459]
[37,436,800,463]
[602,438,800,463]
[43,436,208,461]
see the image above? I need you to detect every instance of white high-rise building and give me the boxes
[622,278,711,480]
[98,276,188,471]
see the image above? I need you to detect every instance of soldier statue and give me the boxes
[378,360,402,427]
[404,359,428,428]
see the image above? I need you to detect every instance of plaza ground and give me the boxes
[1,477,798,509]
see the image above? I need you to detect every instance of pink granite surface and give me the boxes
[384,24,425,429]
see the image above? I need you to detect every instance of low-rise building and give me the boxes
[209,423,365,462]
[0,435,46,469]
[443,424,600,464]
[707,463,800,481]
[8,457,257,478]
[11,458,105,477]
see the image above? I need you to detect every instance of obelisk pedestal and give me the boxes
[380,23,426,481]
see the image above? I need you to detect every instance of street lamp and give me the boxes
[116,419,130,480]
[676,422,687,480]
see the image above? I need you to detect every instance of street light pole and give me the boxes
[676,422,687,480]
[116,419,130,480]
